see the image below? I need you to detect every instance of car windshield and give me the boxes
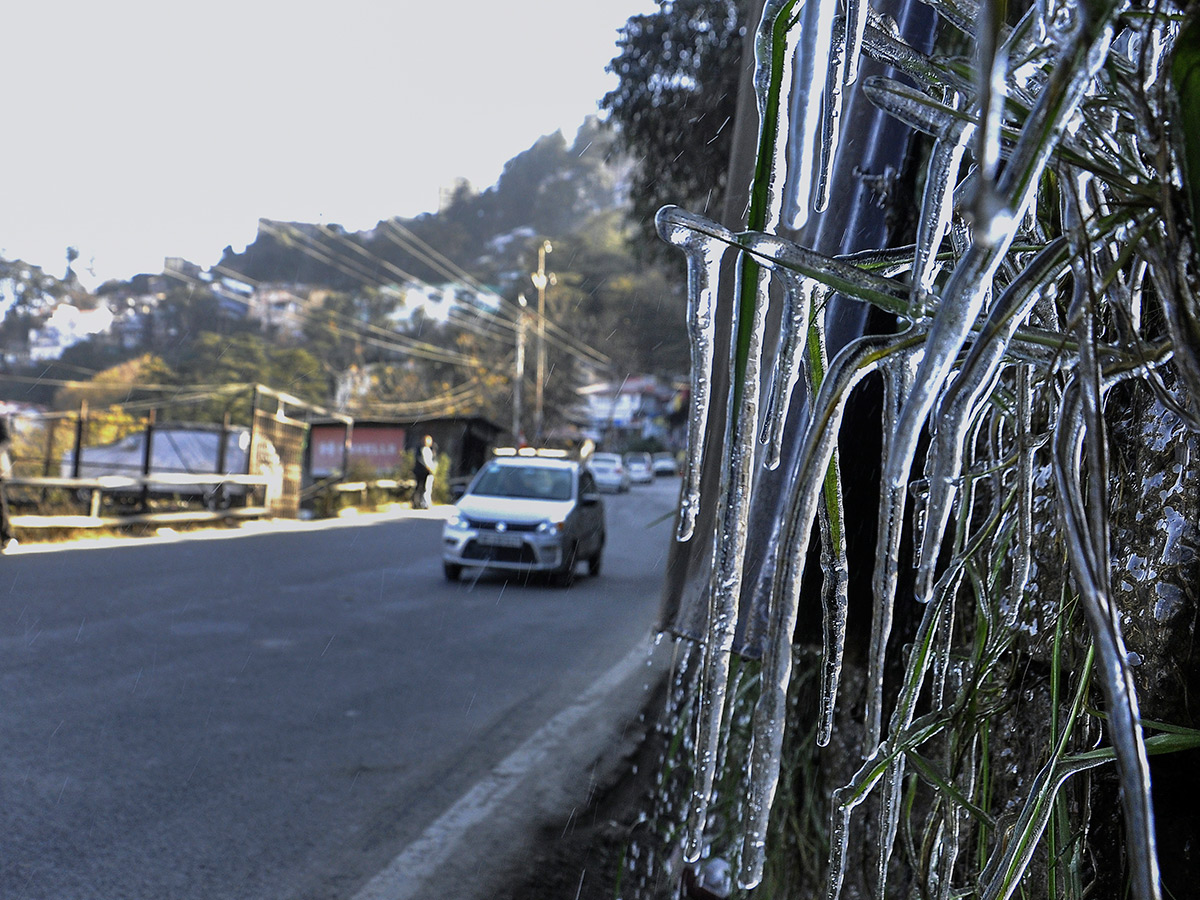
[470,463,573,501]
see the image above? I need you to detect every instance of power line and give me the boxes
[268,218,613,369]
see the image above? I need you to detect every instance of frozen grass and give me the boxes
[641,0,1200,898]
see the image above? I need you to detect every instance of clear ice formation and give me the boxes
[655,206,734,542]
[653,0,1190,896]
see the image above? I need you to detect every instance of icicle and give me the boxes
[914,238,1068,602]
[865,350,919,752]
[761,0,838,226]
[688,256,771,864]
[655,206,735,542]
[754,0,805,229]
[815,16,848,213]
[842,0,869,87]
[874,758,905,898]
[739,331,912,889]
[911,96,973,312]
[809,323,850,748]
[760,274,821,471]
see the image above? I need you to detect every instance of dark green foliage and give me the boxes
[602,0,749,253]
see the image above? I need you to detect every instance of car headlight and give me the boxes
[446,512,468,530]
[536,520,564,535]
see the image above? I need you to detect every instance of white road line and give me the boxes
[351,637,656,900]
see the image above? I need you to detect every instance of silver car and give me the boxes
[442,456,605,586]
[588,452,631,493]
[624,451,654,484]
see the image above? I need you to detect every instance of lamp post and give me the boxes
[531,240,553,443]
[514,294,527,444]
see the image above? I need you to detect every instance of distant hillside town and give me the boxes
[0,119,691,451]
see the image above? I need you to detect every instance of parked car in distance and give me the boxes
[442,455,605,586]
[624,452,654,484]
[652,452,680,476]
[588,452,631,493]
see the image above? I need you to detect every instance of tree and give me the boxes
[53,353,174,411]
[602,0,748,254]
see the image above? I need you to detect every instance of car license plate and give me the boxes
[476,531,524,548]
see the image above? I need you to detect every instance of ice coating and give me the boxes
[809,325,851,749]
[815,16,848,213]
[644,0,1188,891]
[655,206,735,542]
[770,0,838,224]
[754,0,804,229]
[909,94,972,309]
[688,255,769,864]
[915,238,1068,602]
[865,351,918,751]
[842,0,870,86]
[1054,372,1160,900]
[744,233,819,469]
[882,12,1117,502]
[740,332,908,890]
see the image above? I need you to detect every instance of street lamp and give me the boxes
[514,294,527,444]
[531,240,553,443]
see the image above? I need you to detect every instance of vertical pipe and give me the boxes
[216,411,230,475]
[41,415,58,506]
[140,409,156,509]
[71,400,88,480]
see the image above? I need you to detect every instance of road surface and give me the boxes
[0,478,679,899]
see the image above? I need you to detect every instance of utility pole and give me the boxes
[531,240,552,443]
[514,294,527,443]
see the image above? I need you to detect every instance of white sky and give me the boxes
[1,1,656,290]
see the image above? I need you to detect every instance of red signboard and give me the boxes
[310,424,406,476]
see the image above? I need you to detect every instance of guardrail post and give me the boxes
[71,401,87,479]
[216,411,230,476]
[41,415,58,505]
[140,409,156,510]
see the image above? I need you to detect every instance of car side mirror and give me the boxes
[580,492,602,506]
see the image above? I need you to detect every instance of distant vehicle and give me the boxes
[588,452,630,493]
[652,452,680,476]
[624,452,654,484]
[442,455,605,586]
[60,423,257,510]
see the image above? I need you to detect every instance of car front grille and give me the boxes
[465,518,539,532]
[462,541,539,564]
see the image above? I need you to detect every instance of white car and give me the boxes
[652,452,680,476]
[624,452,654,484]
[588,452,630,493]
[442,456,605,586]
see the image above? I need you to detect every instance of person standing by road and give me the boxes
[413,434,436,509]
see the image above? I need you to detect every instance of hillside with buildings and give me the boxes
[0,118,690,450]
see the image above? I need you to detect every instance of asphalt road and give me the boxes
[0,477,680,900]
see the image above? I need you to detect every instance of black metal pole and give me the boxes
[140,409,156,510]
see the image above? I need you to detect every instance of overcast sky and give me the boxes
[1,1,656,289]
